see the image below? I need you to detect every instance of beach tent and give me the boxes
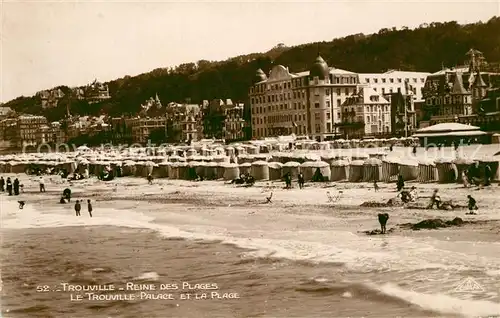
[330,160,349,181]
[223,163,240,181]
[453,157,476,183]
[417,158,438,183]
[348,160,364,182]
[435,157,458,183]
[239,162,251,176]
[251,161,269,180]
[300,161,330,181]
[268,162,283,180]
[282,161,300,179]
[362,158,382,182]
[398,158,419,181]
[381,158,400,182]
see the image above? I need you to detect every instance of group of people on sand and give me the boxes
[58,188,93,217]
[284,172,305,189]
[0,176,23,196]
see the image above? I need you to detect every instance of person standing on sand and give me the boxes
[74,200,81,216]
[298,172,305,189]
[39,176,46,192]
[467,195,478,215]
[397,174,405,192]
[412,146,417,156]
[0,176,4,192]
[378,213,389,234]
[6,177,12,196]
[87,199,93,217]
[484,164,492,187]
[13,178,20,195]
[147,173,153,185]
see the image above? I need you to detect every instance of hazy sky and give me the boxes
[1,0,499,103]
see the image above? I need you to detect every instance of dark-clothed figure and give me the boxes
[13,178,20,195]
[0,176,4,192]
[87,199,93,218]
[427,189,441,209]
[6,177,12,196]
[18,201,25,209]
[397,174,405,192]
[74,200,81,216]
[484,164,492,186]
[412,146,417,155]
[63,188,72,202]
[373,180,379,192]
[378,213,389,234]
[59,196,67,204]
[284,173,292,189]
[389,145,393,152]
[147,174,153,185]
[298,172,305,189]
[467,195,478,215]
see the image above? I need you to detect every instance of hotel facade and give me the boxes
[248,56,432,140]
[249,55,358,142]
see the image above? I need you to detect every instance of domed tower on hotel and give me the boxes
[248,54,358,141]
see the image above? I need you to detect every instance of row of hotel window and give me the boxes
[252,111,388,126]
[253,123,330,136]
[251,76,358,94]
[365,77,424,84]
[426,95,471,105]
[251,88,357,105]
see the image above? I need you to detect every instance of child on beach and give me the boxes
[373,180,379,192]
[74,200,81,216]
[87,199,93,218]
[427,189,441,209]
[467,195,478,215]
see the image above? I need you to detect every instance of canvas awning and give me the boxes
[412,130,487,138]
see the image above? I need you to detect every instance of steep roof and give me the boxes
[451,73,468,94]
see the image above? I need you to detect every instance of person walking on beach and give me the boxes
[298,172,305,189]
[0,176,5,192]
[427,189,442,209]
[87,199,93,217]
[467,195,478,215]
[6,177,12,196]
[412,146,417,156]
[147,173,153,185]
[13,178,20,195]
[39,176,46,192]
[74,200,81,216]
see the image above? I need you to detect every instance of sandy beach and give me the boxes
[2,173,500,317]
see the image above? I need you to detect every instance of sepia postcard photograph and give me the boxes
[1,0,500,317]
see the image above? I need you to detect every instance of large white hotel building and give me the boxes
[248,55,430,141]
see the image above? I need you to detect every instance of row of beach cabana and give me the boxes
[0,152,497,184]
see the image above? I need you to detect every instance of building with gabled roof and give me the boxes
[421,48,500,129]
[340,86,391,138]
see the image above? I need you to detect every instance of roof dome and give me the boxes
[309,55,329,80]
[253,68,267,83]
